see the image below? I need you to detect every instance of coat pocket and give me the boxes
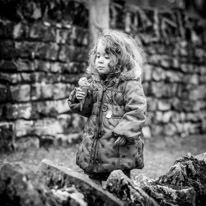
[119,137,144,170]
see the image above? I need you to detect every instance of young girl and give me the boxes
[68,30,147,184]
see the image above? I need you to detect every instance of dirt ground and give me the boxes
[0,134,205,180]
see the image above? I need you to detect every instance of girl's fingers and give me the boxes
[76,90,86,100]
[76,87,88,99]
[114,136,126,146]
[77,91,86,96]
[76,95,85,100]
[115,137,125,145]
[119,137,126,145]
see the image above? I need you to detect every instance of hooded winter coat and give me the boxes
[68,67,147,175]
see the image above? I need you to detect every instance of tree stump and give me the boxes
[105,153,206,206]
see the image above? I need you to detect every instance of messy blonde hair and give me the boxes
[88,30,145,78]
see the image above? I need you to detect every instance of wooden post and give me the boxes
[88,0,110,46]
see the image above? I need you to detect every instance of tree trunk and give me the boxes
[88,0,109,46]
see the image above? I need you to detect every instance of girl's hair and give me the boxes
[87,30,145,78]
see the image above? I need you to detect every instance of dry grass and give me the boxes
[0,134,205,180]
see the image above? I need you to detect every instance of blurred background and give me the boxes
[0,0,206,178]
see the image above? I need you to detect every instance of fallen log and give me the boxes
[0,160,123,206]
[37,159,123,206]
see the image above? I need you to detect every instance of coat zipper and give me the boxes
[89,84,106,172]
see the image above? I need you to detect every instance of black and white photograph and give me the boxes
[0,0,206,205]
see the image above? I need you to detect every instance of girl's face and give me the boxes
[95,41,111,75]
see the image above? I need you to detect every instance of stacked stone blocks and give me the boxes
[0,0,205,151]
[0,0,88,150]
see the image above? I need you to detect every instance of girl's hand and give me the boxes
[114,136,126,146]
[75,87,86,100]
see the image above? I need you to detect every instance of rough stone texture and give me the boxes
[0,0,206,150]
[1,153,204,206]
[37,159,123,206]
[134,176,196,206]
[106,153,206,206]
[105,170,159,206]
[0,162,62,206]
[0,0,89,150]
[0,122,14,153]
[156,154,206,206]
[0,160,123,206]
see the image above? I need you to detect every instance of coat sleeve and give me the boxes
[67,89,93,118]
[113,80,147,141]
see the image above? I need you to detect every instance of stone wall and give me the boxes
[114,5,206,140]
[0,0,89,151]
[0,0,206,151]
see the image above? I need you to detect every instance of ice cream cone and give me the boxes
[78,77,91,111]
[80,86,89,111]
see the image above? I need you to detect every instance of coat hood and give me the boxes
[87,64,142,82]
[119,64,142,81]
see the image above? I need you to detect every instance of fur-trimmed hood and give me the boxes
[119,64,142,81]
[87,64,142,83]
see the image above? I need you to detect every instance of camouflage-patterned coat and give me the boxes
[68,69,147,175]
